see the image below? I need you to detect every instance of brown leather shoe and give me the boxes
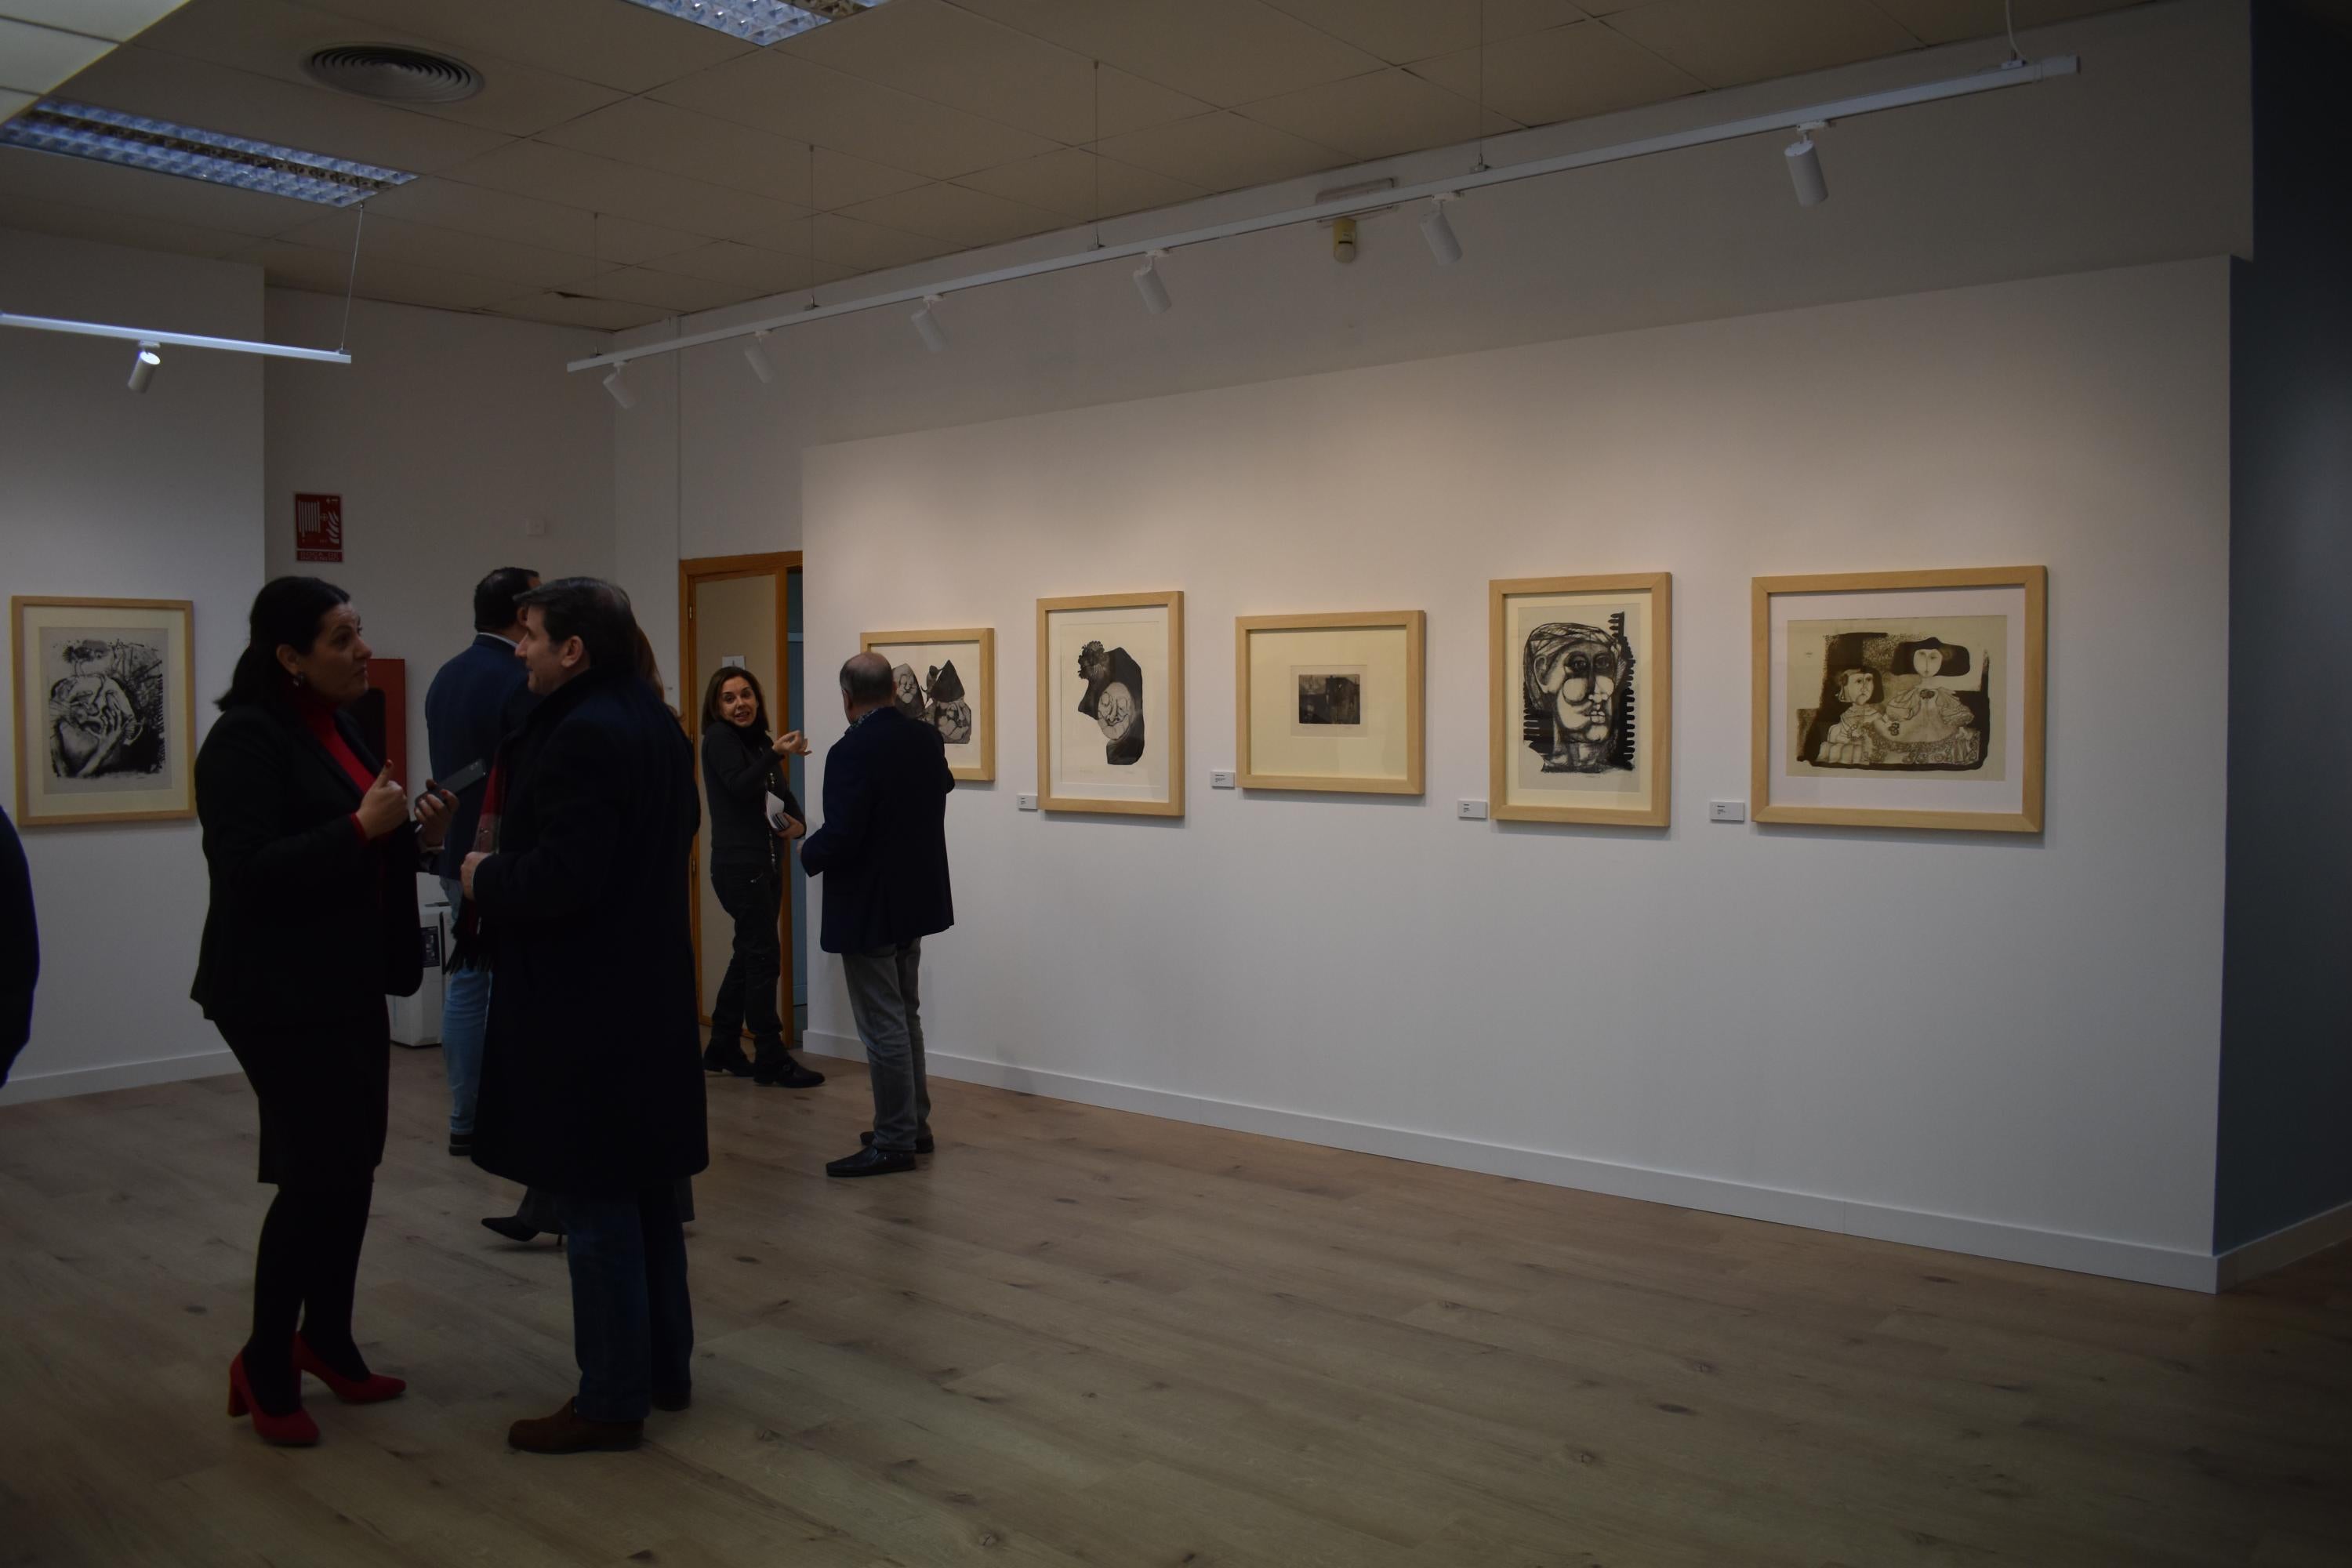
[506,1398,642,1454]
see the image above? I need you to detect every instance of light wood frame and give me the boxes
[1235,610,1425,795]
[1489,573,1672,828]
[858,627,996,782]
[1751,565,2045,834]
[11,595,197,828]
[1036,590,1185,818]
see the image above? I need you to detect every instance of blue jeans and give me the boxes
[553,1184,694,1423]
[438,877,488,1138]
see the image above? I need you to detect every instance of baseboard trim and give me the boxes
[0,1048,239,1107]
[2215,1199,2352,1290]
[805,1030,2221,1294]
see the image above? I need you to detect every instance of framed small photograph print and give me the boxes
[12,595,197,828]
[1036,591,1184,817]
[1490,573,1671,827]
[858,626,995,782]
[1236,611,1424,795]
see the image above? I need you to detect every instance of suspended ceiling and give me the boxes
[0,0,2147,332]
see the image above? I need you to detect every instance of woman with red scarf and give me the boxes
[192,577,451,1446]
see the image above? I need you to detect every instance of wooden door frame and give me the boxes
[679,551,804,1039]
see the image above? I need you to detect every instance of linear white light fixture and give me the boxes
[909,296,948,353]
[0,310,354,366]
[619,0,891,47]
[0,100,414,206]
[1132,251,1171,315]
[743,329,776,383]
[569,55,2079,376]
[126,342,161,393]
[1419,194,1463,264]
[603,363,637,409]
[1786,122,1830,207]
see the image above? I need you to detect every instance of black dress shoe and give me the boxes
[651,1387,691,1413]
[861,1129,935,1154]
[448,1132,474,1156]
[753,1053,826,1089]
[703,1051,754,1078]
[481,1214,541,1243]
[826,1146,917,1178]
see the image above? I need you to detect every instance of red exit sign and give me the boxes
[295,493,343,562]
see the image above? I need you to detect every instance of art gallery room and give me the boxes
[3,0,2350,1559]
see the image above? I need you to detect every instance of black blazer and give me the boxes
[700,720,802,869]
[800,706,954,955]
[470,669,707,1197]
[0,804,34,1085]
[190,702,424,1026]
[423,633,533,880]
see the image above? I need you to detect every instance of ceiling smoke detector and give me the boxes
[303,45,483,104]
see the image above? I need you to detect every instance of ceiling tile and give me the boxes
[954,147,1203,221]
[128,0,626,138]
[488,288,671,330]
[230,236,519,308]
[649,48,1058,180]
[1409,20,1701,129]
[654,239,821,294]
[357,176,701,265]
[1871,0,2140,46]
[777,0,1096,144]
[808,211,954,272]
[55,43,510,171]
[1257,0,1591,67]
[1094,111,1349,191]
[953,0,1386,108]
[1602,0,1918,88]
[277,208,604,288]
[2,2,194,44]
[299,0,750,95]
[0,141,318,232]
[575,265,748,313]
[538,96,814,207]
[438,140,804,241]
[1240,67,1519,162]
[0,17,113,94]
[1095,64,1212,138]
[1,86,31,120]
[813,146,931,209]
[836,180,1066,249]
[0,192,250,255]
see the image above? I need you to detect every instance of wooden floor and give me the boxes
[1,1049,2346,1567]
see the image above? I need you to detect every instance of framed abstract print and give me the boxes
[1236,611,1424,795]
[1752,566,2045,833]
[11,595,197,828]
[859,626,995,782]
[1490,574,1671,827]
[1036,591,1184,817]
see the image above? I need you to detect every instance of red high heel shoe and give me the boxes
[227,1353,320,1446]
[292,1334,407,1404]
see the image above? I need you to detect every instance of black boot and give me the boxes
[753,1044,825,1088]
[703,1039,754,1077]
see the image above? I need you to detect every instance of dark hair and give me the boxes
[840,652,894,706]
[701,664,768,731]
[473,567,539,633]
[218,576,350,710]
[517,577,636,675]
[1896,637,1971,677]
[1837,667,1882,702]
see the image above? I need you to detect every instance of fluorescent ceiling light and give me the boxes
[0,100,414,206]
[619,0,891,47]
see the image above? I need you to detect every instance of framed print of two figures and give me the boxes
[858,627,995,782]
[12,596,196,828]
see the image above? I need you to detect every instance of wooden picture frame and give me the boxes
[11,595,198,828]
[1235,610,1425,795]
[1489,573,1672,827]
[1751,565,2045,833]
[1036,590,1185,817]
[858,626,996,782]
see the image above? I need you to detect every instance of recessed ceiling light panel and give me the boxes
[0,100,415,206]
[619,0,891,48]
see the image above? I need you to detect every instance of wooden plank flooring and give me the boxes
[0,1047,2346,1566]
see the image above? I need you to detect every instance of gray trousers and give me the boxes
[841,940,931,1153]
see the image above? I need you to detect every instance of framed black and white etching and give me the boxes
[1489,574,1671,827]
[859,627,995,782]
[1036,591,1183,817]
[1236,611,1424,795]
[1753,567,2045,833]
[11,596,196,828]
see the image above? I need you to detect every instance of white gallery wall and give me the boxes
[800,258,2232,1287]
[0,227,262,1101]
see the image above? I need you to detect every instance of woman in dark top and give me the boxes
[697,666,823,1088]
[192,577,451,1446]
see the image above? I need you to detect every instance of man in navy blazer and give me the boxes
[423,566,536,1156]
[800,651,954,1176]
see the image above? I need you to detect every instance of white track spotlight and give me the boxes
[1419,194,1462,265]
[909,295,948,353]
[1132,250,1172,315]
[1785,125,1828,208]
[125,340,160,394]
[602,362,637,410]
[742,329,776,384]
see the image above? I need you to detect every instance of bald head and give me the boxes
[840,651,895,717]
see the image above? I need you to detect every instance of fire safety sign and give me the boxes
[295,493,343,562]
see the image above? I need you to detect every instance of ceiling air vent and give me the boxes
[303,45,483,104]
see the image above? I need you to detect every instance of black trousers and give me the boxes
[706,859,784,1064]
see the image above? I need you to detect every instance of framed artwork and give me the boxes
[1490,573,1671,827]
[11,595,196,828]
[858,626,995,782]
[1036,590,1184,817]
[1752,566,2045,833]
[1236,611,1424,795]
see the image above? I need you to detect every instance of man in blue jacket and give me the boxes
[801,651,954,1177]
[423,566,535,1156]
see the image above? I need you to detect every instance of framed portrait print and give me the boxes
[1036,591,1184,817]
[1236,611,1424,795]
[12,595,197,828]
[858,627,995,782]
[1490,574,1671,827]
[1752,566,2045,833]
